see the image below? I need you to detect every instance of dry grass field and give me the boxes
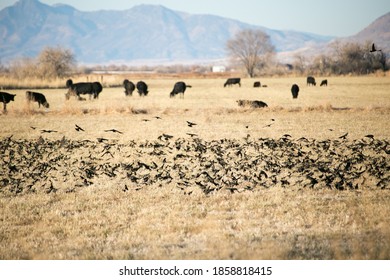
[0,75,389,259]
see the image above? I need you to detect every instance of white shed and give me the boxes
[212,66,226,73]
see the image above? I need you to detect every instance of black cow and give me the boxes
[66,79,92,100]
[92,82,103,99]
[66,79,100,100]
[320,79,328,87]
[224,78,241,87]
[307,76,316,86]
[253,81,261,87]
[237,100,268,108]
[26,91,49,108]
[291,84,299,99]
[123,79,136,96]
[136,81,149,96]
[170,81,192,98]
[0,91,16,112]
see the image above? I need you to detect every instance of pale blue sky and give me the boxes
[1,0,389,37]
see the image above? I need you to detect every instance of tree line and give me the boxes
[0,30,388,80]
[226,30,388,77]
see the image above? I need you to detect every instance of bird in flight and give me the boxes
[186,133,198,137]
[338,132,348,139]
[105,129,123,134]
[158,133,173,141]
[41,129,57,133]
[370,43,381,52]
[75,124,85,132]
[163,133,173,140]
[97,137,108,143]
[187,121,197,127]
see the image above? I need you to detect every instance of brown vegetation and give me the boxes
[0,76,389,260]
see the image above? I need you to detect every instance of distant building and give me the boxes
[212,66,226,73]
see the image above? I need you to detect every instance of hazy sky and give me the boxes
[1,0,389,37]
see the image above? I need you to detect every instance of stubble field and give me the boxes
[0,75,389,259]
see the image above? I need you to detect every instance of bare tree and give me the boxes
[37,46,76,79]
[378,51,387,71]
[293,54,308,75]
[226,29,275,77]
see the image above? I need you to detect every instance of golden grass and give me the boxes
[1,188,389,259]
[0,76,389,260]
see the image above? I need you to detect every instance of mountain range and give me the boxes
[0,0,388,65]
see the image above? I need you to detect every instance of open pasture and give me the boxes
[0,76,389,259]
[1,76,390,140]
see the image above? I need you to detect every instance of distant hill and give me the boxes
[341,11,390,52]
[279,11,390,62]
[0,0,334,64]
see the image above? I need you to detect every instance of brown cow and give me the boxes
[26,91,49,108]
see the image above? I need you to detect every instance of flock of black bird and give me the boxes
[1,133,388,195]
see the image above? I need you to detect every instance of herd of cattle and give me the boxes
[0,76,327,112]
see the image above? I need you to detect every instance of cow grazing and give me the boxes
[224,78,241,87]
[237,100,268,108]
[307,76,316,86]
[320,79,328,87]
[65,79,100,100]
[253,81,261,87]
[136,81,149,96]
[0,91,16,112]
[26,91,49,108]
[291,84,299,99]
[123,79,135,96]
[170,81,192,98]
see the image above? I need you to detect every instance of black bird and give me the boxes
[186,133,198,137]
[158,133,173,141]
[339,132,348,139]
[97,137,109,143]
[263,123,273,128]
[75,124,84,132]
[154,116,162,120]
[46,181,57,194]
[102,150,114,158]
[41,129,57,133]
[142,119,150,122]
[30,126,37,130]
[105,129,123,134]
[187,121,197,127]
[163,133,174,140]
[370,43,381,53]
